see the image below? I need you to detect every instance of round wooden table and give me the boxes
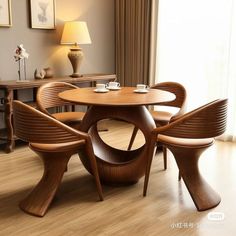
[59,87,175,184]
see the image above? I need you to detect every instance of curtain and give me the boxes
[149,0,159,86]
[155,0,236,141]
[115,0,153,86]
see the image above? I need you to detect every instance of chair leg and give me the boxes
[127,126,139,150]
[19,150,72,217]
[167,145,221,211]
[163,146,167,170]
[143,137,157,196]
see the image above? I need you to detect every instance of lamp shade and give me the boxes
[61,21,91,45]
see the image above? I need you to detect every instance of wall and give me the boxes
[0,0,115,128]
[0,0,115,79]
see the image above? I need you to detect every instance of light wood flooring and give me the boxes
[0,120,236,236]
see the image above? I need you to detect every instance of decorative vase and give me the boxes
[17,59,27,81]
[34,69,46,79]
[44,67,54,78]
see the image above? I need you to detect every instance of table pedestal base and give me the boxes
[79,105,156,184]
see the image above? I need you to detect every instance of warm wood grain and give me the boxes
[59,87,175,184]
[36,82,85,129]
[12,101,103,216]
[79,105,156,184]
[0,74,116,153]
[144,99,228,211]
[0,120,236,235]
[151,81,187,115]
[0,74,116,89]
[128,81,187,169]
[59,87,175,106]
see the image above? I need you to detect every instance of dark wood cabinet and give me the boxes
[0,74,116,153]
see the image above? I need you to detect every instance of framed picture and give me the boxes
[0,0,12,27]
[30,0,56,29]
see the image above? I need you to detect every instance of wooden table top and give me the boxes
[59,87,175,106]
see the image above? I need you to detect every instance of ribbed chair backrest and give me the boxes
[13,100,81,144]
[151,82,187,109]
[157,99,228,139]
[36,82,78,115]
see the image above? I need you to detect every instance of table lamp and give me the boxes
[61,21,91,77]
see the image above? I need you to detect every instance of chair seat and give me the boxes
[52,112,85,124]
[158,134,214,148]
[150,110,173,124]
[30,140,86,153]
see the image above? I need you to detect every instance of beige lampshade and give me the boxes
[61,21,91,45]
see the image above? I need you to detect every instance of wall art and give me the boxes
[30,0,56,29]
[0,0,12,27]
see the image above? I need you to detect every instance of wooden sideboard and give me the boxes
[0,74,116,153]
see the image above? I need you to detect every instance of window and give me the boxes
[156,0,236,140]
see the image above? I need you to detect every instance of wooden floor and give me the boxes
[0,120,236,236]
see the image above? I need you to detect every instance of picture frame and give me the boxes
[0,0,12,27]
[30,0,56,29]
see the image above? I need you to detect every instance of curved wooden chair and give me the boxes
[143,99,228,211]
[13,100,103,217]
[128,82,187,169]
[36,82,85,129]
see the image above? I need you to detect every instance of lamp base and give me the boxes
[68,48,84,78]
[70,74,83,78]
